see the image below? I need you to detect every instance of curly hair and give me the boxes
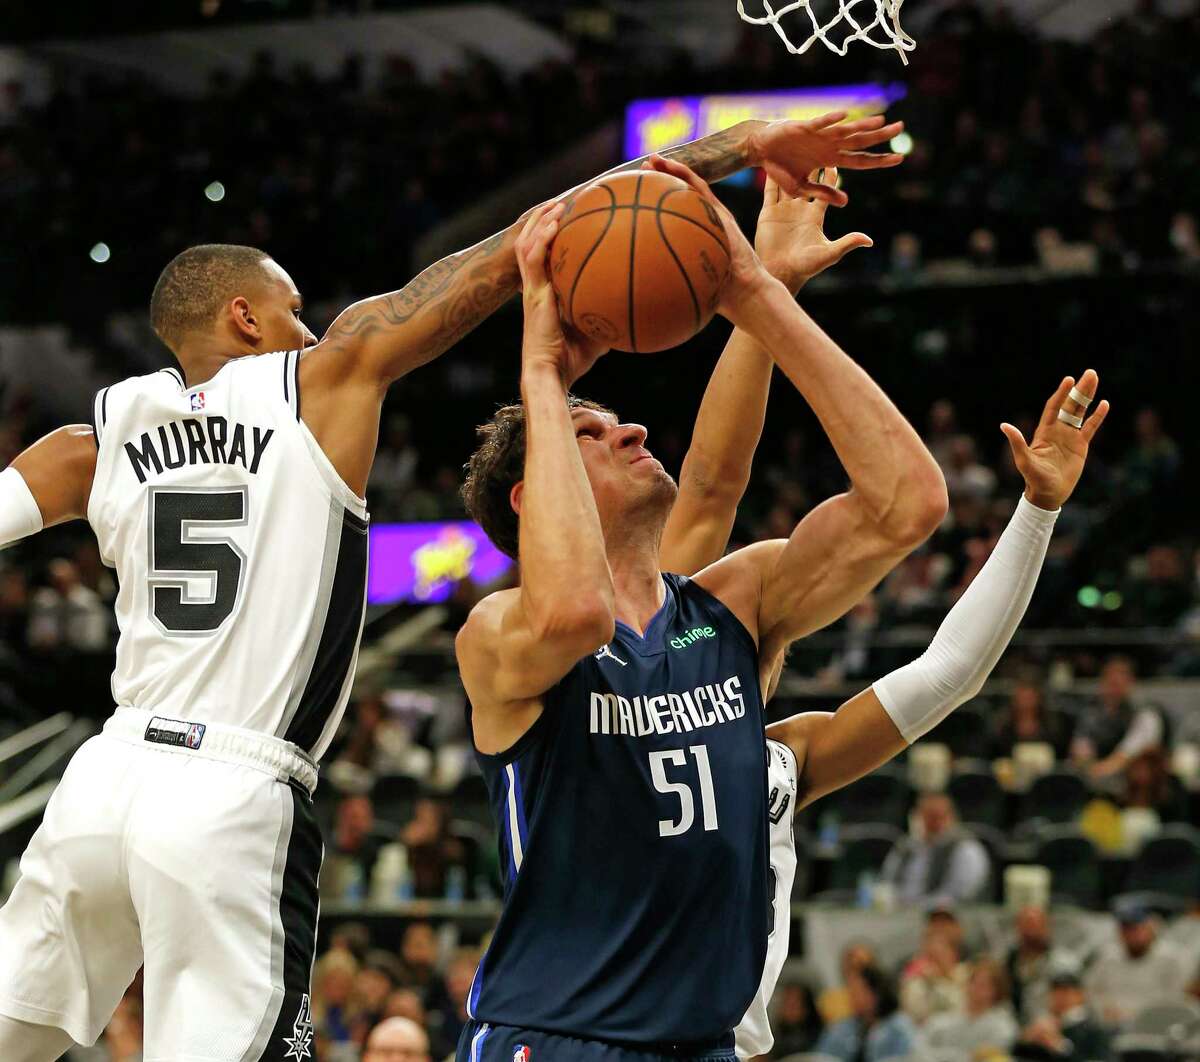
[461,395,614,560]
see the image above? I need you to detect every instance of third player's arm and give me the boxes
[660,170,872,576]
[455,206,614,754]
[767,374,1109,807]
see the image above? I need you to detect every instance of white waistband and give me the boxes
[103,707,318,796]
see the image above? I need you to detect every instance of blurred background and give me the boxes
[1,0,1199,1059]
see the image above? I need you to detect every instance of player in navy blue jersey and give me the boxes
[452,156,949,1062]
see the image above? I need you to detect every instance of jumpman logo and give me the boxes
[595,643,627,667]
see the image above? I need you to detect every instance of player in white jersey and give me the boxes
[631,168,1109,1057]
[0,114,905,1061]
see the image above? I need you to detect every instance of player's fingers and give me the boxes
[1081,399,1110,443]
[793,177,848,207]
[647,153,712,200]
[517,201,554,248]
[827,114,887,134]
[763,175,782,207]
[519,206,563,287]
[839,122,904,150]
[806,110,848,131]
[829,232,874,260]
[1038,376,1074,430]
[1000,423,1031,467]
[836,150,906,169]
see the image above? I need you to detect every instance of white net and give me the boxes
[736,0,916,64]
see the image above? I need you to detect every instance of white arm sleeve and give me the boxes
[872,494,1059,743]
[0,467,44,549]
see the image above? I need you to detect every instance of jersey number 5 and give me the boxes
[148,487,248,635]
[648,746,719,837]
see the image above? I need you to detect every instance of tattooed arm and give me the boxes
[296,113,902,494]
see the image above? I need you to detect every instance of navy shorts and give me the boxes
[457,1021,737,1062]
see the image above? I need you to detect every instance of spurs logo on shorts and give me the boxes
[283,993,314,1060]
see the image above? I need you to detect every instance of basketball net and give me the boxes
[737,0,915,65]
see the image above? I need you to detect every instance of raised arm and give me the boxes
[660,168,872,576]
[767,374,1109,807]
[1,426,97,549]
[305,113,903,393]
[455,204,613,755]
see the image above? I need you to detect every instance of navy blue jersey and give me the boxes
[466,573,769,1045]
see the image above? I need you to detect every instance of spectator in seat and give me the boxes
[880,793,992,908]
[401,796,466,898]
[816,963,918,1062]
[924,956,1019,1058]
[1071,655,1166,779]
[351,950,405,1047]
[770,981,824,1057]
[429,949,480,1056]
[900,909,970,1024]
[27,557,110,651]
[989,674,1072,760]
[319,794,387,900]
[1015,964,1110,1062]
[363,1016,431,1062]
[819,942,879,1025]
[1084,900,1192,1027]
[1006,906,1074,1023]
[397,921,441,1002]
[1122,746,1188,823]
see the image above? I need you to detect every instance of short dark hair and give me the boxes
[462,396,614,560]
[150,244,271,349]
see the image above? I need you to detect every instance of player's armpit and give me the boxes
[9,425,98,528]
[457,588,611,755]
[768,690,905,810]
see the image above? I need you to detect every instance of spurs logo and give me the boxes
[282,993,313,1060]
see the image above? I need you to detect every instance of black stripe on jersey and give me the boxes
[292,352,302,423]
[282,350,291,407]
[284,506,369,753]
[90,386,111,445]
[253,782,322,1061]
[160,366,185,389]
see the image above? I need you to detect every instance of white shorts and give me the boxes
[0,708,323,1061]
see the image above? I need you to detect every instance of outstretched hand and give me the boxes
[756,167,873,293]
[1002,369,1110,511]
[747,112,905,205]
[515,202,607,387]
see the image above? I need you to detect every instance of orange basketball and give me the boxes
[549,170,731,354]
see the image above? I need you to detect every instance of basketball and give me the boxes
[549,170,732,353]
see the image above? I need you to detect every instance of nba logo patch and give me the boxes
[513,1047,531,1062]
[185,723,205,749]
[189,391,205,412]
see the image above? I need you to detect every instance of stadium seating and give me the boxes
[828,765,912,831]
[1123,825,1200,903]
[948,762,1007,830]
[1033,825,1103,909]
[1019,771,1091,827]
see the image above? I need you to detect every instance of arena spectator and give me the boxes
[1121,746,1189,823]
[989,674,1073,761]
[383,987,428,1027]
[880,793,992,908]
[768,981,823,1058]
[1070,655,1167,779]
[943,435,998,501]
[428,948,480,1056]
[900,910,969,1024]
[816,963,918,1062]
[319,794,388,901]
[923,956,1019,1058]
[312,947,360,1051]
[397,921,441,1002]
[362,1016,432,1062]
[400,797,466,898]
[26,557,109,652]
[819,942,880,1025]
[1122,543,1193,627]
[1083,900,1193,1027]
[350,950,406,1047]
[1005,906,1074,1024]
[1014,963,1111,1062]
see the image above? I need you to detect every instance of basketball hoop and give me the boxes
[737,0,915,65]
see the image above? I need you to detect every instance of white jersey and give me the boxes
[86,351,369,762]
[735,738,799,1058]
